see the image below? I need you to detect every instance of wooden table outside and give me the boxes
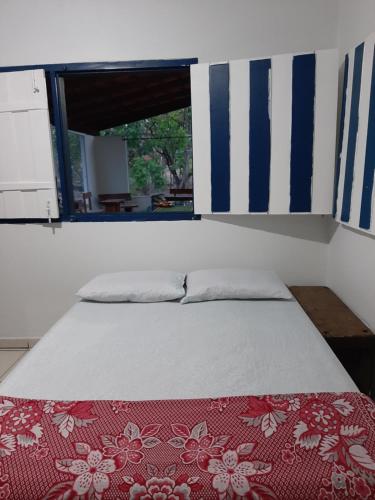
[99,199,138,213]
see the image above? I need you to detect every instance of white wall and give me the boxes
[0,0,339,338]
[327,0,375,330]
[0,0,339,65]
[82,135,129,207]
[336,0,375,51]
[93,136,129,195]
[82,135,99,210]
[0,217,330,337]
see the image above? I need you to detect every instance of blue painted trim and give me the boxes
[341,43,364,222]
[0,219,61,225]
[0,213,200,224]
[209,64,230,212]
[249,59,271,212]
[0,58,198,74]
[67,212,200,222]
[333,55,349,217]
[49,72,74,220]
[359,47,375,230]
[290,53,316,213]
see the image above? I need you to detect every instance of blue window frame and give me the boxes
[0,58,200,223]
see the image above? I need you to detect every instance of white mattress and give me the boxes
[0,299,357,400]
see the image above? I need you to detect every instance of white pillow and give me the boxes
[77,270,186,303]
[181,268,292,304]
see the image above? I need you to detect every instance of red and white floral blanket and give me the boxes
[1,392,375,499]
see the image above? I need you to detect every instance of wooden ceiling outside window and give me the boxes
[50,67,191,135]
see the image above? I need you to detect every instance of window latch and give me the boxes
[46,200,51,223]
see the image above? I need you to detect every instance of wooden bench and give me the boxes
[165,188,193,203]
[290,286,375,396]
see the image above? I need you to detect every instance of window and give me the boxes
[0,59,198,222]
[47,59,199,222]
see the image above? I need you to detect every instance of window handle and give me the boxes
[46,200,51,223]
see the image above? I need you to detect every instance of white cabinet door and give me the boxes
[191,49,338,215]
[335,33,375,235]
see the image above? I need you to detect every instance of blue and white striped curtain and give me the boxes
[191,49,338,215]
[335,33,375,236]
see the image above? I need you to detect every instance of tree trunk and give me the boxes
[180,148,192,188]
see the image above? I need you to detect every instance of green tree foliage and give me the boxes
[51,127,82,192]
[68,131,83,190]
[130,157,165,194]
[101,107,192,195]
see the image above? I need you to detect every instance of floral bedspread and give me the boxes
[1,392,375,499]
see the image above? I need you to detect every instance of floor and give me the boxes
[0,339,39,383]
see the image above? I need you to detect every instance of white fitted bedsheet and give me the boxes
[0,299,357,400]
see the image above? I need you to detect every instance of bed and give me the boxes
[1,293,375,499]
[0,298,357,400]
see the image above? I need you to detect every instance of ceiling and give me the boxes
[50,67,191,135]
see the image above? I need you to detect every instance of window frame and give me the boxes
[0,58,200,223]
